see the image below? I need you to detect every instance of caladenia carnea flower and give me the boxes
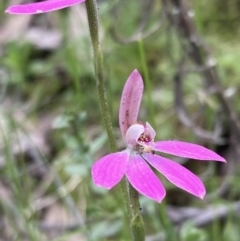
[92,69,226,202]
[5,0,85,15]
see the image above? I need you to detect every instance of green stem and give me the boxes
[85,0,116,151]
[85,0,145,240]
[129,184,145,241]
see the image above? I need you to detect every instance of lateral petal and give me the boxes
[154,140,226,162]
[145,122,156,140]
[125,154,166,202]
[6,0,85,15]
[119,70,144,139]
[143,153,206,199]
[92,151,129,189]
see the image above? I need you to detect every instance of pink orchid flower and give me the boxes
[92,69,226,202]
[5,0,85,15]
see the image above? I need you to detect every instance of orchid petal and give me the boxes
[92,151,129,189]
[145,122,156,140]
[125,124,144,147]
[119,70,144,139]
[125,154,166,202]
[143,153,206,198]
[6,0,85,15]
[154,141,226,162]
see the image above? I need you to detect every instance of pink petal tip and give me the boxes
[126,154,166,202]
[92,151,129,189]
[6,0,85,15]
[154,140,226,162]
[144,154,206,199]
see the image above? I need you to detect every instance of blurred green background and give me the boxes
[0,0,239,240]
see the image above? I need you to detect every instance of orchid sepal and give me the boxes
[6,0,86,15]
[119,70,144,139]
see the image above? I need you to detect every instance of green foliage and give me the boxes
[180,222,208,241]
[223,220,240,241]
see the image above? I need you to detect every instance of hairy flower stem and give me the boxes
[85,0,115,151]
[129,184,145,241]
[85,0,145,240]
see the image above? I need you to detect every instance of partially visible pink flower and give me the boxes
[5,0,85,15]
[92,69,226,202]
